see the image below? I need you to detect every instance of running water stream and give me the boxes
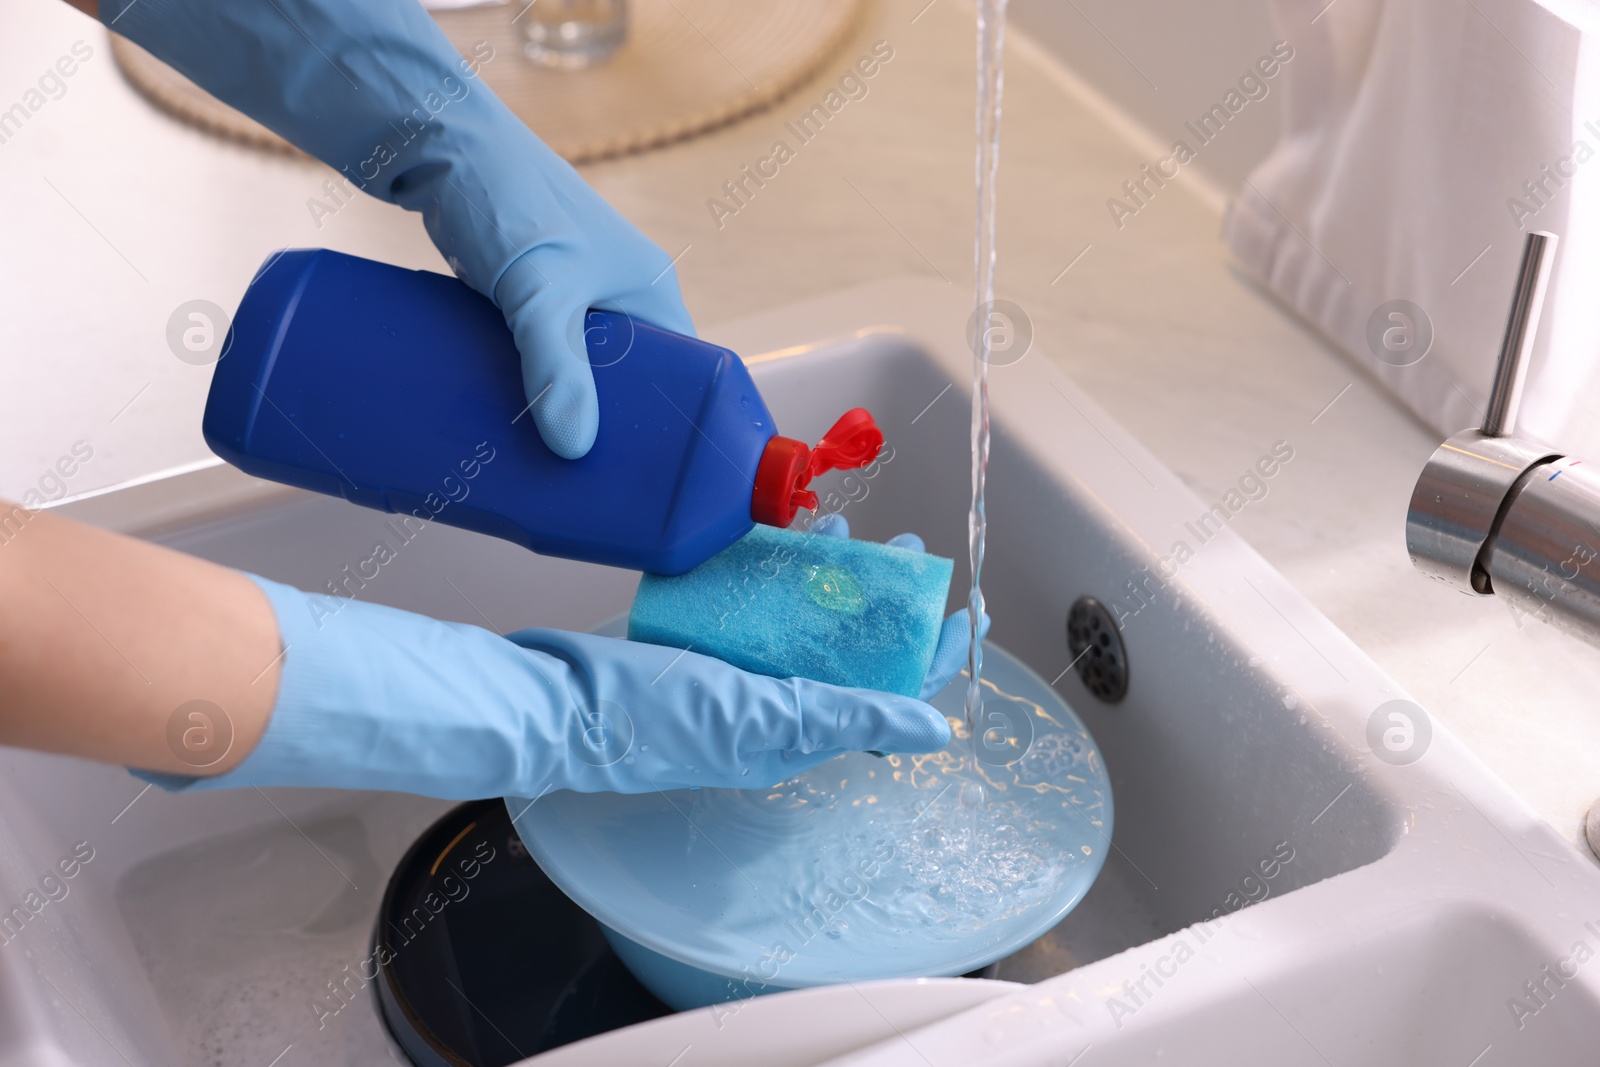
[966,0,1009,743]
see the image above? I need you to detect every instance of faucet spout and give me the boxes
[1406,230,1600,648]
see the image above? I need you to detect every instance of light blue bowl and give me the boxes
[509,637,1112,1011]
[599,923,792,1010]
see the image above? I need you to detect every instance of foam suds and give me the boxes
[681,648,1108,945]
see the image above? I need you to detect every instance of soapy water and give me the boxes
[966,0,1011,742]
[680,665,1106,942]
[516,631,1112,986]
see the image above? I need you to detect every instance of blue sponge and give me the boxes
[628,526,953,697]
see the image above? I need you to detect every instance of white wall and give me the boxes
[1009,0,1282,192]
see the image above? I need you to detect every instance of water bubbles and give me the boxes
[1014,732,1087,783]
[526,641,1114,979]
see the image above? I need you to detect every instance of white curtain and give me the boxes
[1225,0,1600,453]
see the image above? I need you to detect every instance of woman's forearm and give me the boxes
[0,504,278,774]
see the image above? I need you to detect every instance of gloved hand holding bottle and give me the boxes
[6,1,955,804]
[97,0,690,459]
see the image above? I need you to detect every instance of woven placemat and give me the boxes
[109,0,864,163]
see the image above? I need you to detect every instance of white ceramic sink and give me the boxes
[5,280,1598,1066]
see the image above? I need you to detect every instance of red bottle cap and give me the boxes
[751,409,885,527]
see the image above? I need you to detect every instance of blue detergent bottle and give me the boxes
[203,249,885,575]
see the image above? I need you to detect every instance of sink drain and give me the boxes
[1066,597,1128,704]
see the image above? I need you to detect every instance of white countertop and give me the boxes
[8,0,1600,853]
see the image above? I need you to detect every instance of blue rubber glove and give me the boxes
[808,513,990,701]
[134,575,951,798]
[103,0,693,459]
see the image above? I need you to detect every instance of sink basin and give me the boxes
[6,278,1598,1066]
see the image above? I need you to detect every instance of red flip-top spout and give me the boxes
[750,409,885,527]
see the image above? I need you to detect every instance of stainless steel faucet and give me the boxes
[1407,231,1600,645]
